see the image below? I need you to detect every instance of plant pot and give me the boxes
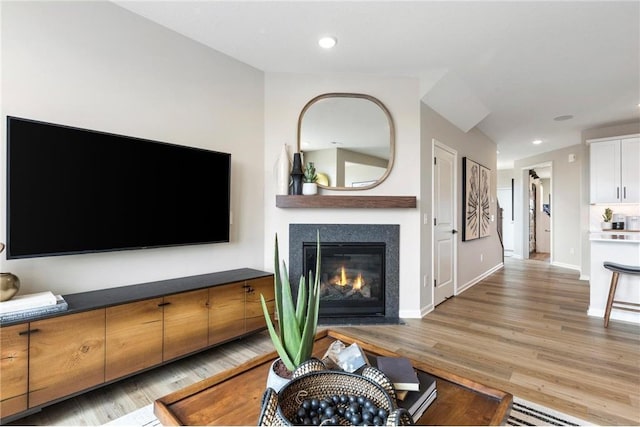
[601,222,613,230]
[302,182,317,195]
[266,358,292,392]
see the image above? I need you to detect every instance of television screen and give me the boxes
[7,116,231,259]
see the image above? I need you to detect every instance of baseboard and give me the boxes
[457,263,504,295]
[420,304,434,318]
[550,261,581,272]
[588,306,640,324]
[398,308,422,319]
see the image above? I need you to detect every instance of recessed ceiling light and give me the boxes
[318,36,337,49]
[553,115,573,121]
[532,139,543,145]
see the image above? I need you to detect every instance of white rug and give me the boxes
[105,396,594,426]
[508,397,594,426]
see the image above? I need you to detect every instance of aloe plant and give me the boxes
[303,162,318,184]
[261,231,321,372]
[602,208,613,222]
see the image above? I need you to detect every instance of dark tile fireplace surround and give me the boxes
[289,224,400,325]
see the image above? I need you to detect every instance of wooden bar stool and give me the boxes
[603,262,640,327]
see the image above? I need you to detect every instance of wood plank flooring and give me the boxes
[9,258,639,426]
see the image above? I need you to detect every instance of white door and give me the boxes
[434,143,456,306]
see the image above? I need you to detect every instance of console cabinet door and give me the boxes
[209,282,245,345]
[163,289,209,361]
[0,324,29,417]
[106,298,163,382]
[245,276,275,333]
[29,310,105,408]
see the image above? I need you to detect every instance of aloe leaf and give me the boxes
[261,294,296,371]
[280,260,302,358]
[295,233,322,365]
[295,275,307,328]
[272,235,284,341]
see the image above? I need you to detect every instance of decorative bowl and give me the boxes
[258,358,413,426]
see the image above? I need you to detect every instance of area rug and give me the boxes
[105,396,594,426]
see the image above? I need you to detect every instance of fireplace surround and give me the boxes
[289,224,400,324]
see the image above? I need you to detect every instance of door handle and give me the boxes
[452,229,458,234]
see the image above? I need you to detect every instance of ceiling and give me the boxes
[113,1,640,169]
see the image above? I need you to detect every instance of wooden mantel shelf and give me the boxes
[276,195,417,209]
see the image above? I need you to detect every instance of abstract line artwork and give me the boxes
[462,157,491,241]
[479,165,491,238]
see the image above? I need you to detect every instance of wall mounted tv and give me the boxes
[6,116,231,259]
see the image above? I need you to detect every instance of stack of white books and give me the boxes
[0,291,68,323]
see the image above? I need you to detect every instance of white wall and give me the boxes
[1,1,266,295]
[420,104,502,309]
[264,73,423,317]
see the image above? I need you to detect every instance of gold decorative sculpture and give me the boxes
[0,243,20,301]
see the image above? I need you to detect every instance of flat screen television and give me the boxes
[6,116,231,259]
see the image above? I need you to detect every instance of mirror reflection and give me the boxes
[298,93,395,190]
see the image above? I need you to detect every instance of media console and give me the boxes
[0,268,274,424]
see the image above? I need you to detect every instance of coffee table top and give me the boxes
[154,329,512,426]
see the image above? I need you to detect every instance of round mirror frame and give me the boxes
[297,93,395,191]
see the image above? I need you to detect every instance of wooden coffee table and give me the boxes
[154,329,512,425]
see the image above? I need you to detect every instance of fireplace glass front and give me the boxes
[303,242,385,318]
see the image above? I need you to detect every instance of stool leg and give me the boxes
[604,271,619,327]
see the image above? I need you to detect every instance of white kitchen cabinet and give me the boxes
[589,136,640,203]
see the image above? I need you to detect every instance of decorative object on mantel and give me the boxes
[260,232,321,391]
[290,153,304,195]
[302,162,318,195]
[462,157,491,241]
[601,207,613,230]
[276,144,291,196]
[0,243,20,302]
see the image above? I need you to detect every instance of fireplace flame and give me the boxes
[353,272,365,290]
[339,266,348,286]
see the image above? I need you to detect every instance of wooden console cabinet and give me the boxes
[0,324,29,417]
[28,310,106,408]
[209,276,275,346]
[106,298,163,382]
[0,269,273,424]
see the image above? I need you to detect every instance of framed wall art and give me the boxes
[462,157,491,241]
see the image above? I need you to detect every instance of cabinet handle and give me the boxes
[617,187,620,199]
[18,330,30,336]
[19,328,40,336]
[157,302,171,307]
[624,187,627,199]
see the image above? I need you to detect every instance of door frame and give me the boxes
[519,162,553,262]
[432,139,458,305]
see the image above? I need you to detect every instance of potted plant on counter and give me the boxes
[260,231,321,391]
[302,162,318,195]
[601,208,613,230]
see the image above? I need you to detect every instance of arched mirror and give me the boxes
[297,93,395,190]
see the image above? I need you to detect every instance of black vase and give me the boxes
[290,153,304,195]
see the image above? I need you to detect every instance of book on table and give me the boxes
[395,370,437,418]
[0,291,58,314]
[0,295,68,323]
[374,356,420,391]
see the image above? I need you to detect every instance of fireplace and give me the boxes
[290,224,400,324]
[303,242,385,318]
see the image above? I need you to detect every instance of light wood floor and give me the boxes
[9,258,639,426]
